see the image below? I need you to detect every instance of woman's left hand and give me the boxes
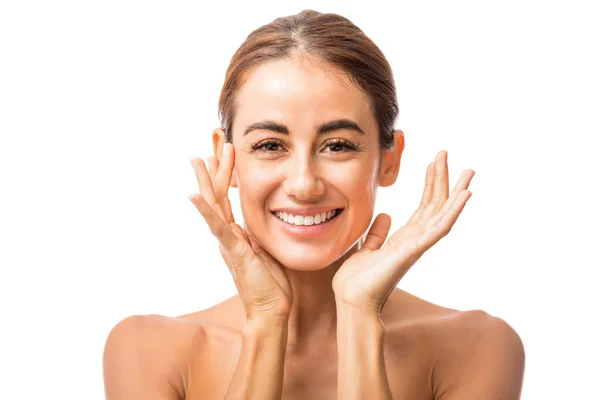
[332,150,475,314]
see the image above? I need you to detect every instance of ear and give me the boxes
[212,128,238,188]
[379,130,404,188]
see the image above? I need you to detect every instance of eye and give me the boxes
[250,139,359,153]
[324,139,358,153]
[251,140,283,152]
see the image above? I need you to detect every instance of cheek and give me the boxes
[336,162,379,200]
[235,162,276,207]
[342,170,379,237]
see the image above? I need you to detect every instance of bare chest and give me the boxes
[183,331,434,400]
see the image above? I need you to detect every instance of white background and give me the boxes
[1,0,598,398]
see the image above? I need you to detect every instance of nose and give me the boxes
[282,151,325,201]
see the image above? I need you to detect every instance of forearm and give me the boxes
[224,317,288,400]
[336,304,392,400]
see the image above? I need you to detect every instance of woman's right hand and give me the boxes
[189,142,292,321]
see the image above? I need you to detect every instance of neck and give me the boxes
[283,238,363,350]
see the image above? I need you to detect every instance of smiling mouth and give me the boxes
[271,208,344,226]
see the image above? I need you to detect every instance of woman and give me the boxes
[103,9,525,399]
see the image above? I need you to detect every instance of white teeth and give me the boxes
[274,209,339,225]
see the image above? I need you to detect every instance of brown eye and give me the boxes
[324,139,358,153]
[252,140,283,152]
[251,139,359,153]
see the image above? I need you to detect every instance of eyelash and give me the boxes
[251,139,359,153]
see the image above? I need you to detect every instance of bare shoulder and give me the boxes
[384,289,524,342]
[431,309,525,399]
[385,289,525,399]
[102,312,211,399]
[103,296,244,399]
[425,306,525,363]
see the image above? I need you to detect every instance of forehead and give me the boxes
[234,58,376,136]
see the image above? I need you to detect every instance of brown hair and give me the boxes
[217,9,399,150]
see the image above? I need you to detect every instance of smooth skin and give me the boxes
[103,58,525,399]
[191,142,293,321]
[331,153,475,313]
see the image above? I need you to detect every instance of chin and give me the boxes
[280,258,338,272]
[265,241,354,272]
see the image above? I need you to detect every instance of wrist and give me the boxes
[335,298,382,321]
[243,315,289,338]
[337,303,384,332]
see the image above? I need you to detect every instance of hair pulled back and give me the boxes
[218,9,399,150]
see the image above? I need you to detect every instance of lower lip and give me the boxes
[271,209,343,237]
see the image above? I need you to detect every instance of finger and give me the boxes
[420,150,449,221]
[435,169,475,219]
[422,189,472,246]
[207,156,217,182]
[362,213,392,251]
[190,195,257,278]
[190,158,217,206]
[213,203,227,222]
[407,161,435,225]
[214,143,234,201]
[206,155,234,223]
[188,194,241,254]
[216,198,234,224]
[421,161,436,206]
[430,150,449,214]
[214,143,236,223]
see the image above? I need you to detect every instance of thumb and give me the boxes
[246,230,267,255]
[362,213,392,251]
[230,223,250,243]
[245,230,279,267]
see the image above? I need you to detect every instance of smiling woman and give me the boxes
[103,9,525,400]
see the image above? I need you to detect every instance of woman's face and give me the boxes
[220,58,401,271]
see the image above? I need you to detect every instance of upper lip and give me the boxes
[271,206,342,216]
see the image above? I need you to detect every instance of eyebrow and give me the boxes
[243,119,366,136]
